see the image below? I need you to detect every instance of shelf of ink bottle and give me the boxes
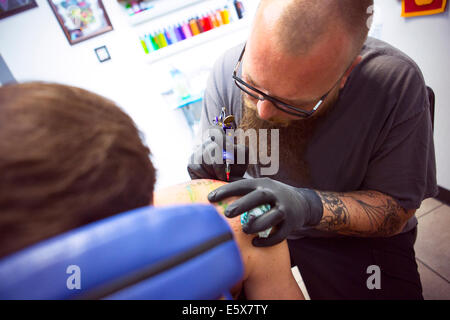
[139,4,248,64]
[122,0,207,26]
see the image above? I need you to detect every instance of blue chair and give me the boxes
[0,204,244,300]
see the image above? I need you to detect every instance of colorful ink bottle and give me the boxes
[176,24,186,40]
[195,16,204,33]
[152,33,160,50]
[140,37,149,54]
[168,26,178,44]
[182,21,193,38]
[202,14,213,32]
[189,18,200,35]
[125,3,134,16]
[209,11,220,28]
[130,1,141,14]
[146,34,155,52]
[234,0,245,19]
[215,9,224,26]
[164,28,173,46]
[158,31,168,47]
[149,33,159,51]
[220,7,231,24]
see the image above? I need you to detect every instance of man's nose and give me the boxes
[256,99,279,121]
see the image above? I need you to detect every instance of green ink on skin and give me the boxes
[217,201,229,213]
[186,185,196,202]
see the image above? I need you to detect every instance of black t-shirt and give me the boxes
[200,37,438,237]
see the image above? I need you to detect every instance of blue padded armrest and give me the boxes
[0,204,244,300]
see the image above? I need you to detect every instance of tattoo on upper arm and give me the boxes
[190,180,216,187]
[317,191,406,237]
[185,180,218,201]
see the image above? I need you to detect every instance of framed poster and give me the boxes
[402,0,447,17]
[0,0,37,20]
[48,0,113,45]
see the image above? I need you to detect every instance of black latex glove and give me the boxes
[187,126,249,182]
[207,178,324,247]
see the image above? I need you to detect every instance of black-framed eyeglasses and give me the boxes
[233,45,343,118]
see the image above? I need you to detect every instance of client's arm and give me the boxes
[153,179,304,300]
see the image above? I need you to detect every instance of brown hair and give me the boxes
[0,82,156,258]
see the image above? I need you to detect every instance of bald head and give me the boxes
[256,0,373,57]
[241,0,372,122]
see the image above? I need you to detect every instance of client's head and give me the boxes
[0,82,156,258]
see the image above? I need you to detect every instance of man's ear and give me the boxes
[340,55,363,89]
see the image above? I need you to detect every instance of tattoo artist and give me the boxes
[187,0,437,299]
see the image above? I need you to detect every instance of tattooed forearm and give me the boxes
[315,190,409,237]
[317,192,350,231]
[372,197,405,236]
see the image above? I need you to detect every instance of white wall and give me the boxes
[371,0,450,190]
[0,0,256,189]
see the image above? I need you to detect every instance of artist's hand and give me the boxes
[208,178,324,247]
[187,126,248,182]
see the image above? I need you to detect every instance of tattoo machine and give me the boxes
[213,107,235,181]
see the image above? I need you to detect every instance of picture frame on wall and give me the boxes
[0,0,38,20]
[48,0,113,45]
[94,45,111,63]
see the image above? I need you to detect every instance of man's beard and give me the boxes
[238,92,338,187]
